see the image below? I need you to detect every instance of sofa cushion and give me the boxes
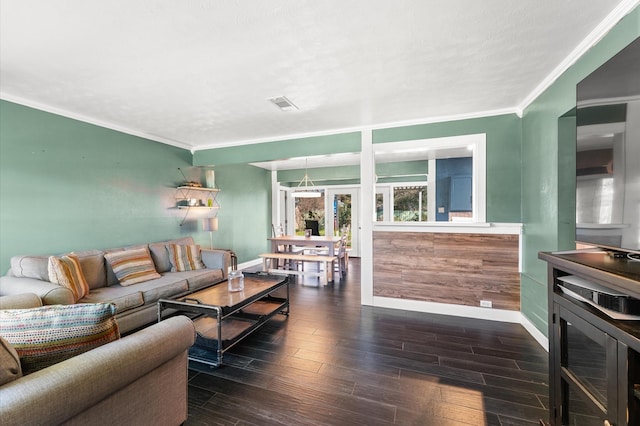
[104,248,161,286]
[167,244,206,272]
[70,249,107,289]
[47,254,90,302]
[0,303,120,374]
[79,286,144,314]
[149,237,194,273]
[10,255,49,281]
[0,336,22,385]
[131,275,189,305]
[168,269,225,292]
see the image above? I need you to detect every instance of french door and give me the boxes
[325,188,359,257]
[279,186,360,256]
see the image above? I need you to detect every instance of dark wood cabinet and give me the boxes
[539,251,640,426]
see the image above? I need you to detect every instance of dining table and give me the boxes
[268,235,341,257]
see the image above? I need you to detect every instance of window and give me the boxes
[377,184,429,222]
[373,134,486,223]
[394,185,428,221]
[294,191,325,235]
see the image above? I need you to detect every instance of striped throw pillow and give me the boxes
[167,244,206,272]
[0,303,120,375]
[104,247,160,286]
[47,254,90,302]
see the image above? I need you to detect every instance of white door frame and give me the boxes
[272,172,296,236]
[325,186,360,257]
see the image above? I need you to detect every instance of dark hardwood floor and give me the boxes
[186,259,549,425]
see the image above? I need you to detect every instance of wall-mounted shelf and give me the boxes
[176,186,220,193]
[175,186,220,226]
[177,206,220,210]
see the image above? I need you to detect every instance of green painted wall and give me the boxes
[376,160,428,179]
[278,164,361,184]
[4,6,637,334]
[373,113,522,223]
[212,164,271,263]
[520,8,639,336]
[277,159,429,185]
[0,100,206,272]
[194,133,362,264]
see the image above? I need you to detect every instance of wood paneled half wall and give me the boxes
[373,231,520,311]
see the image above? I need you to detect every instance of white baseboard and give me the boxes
[373,296,523,322]
[520,314,549,351]
[374,296,549,351]
[237,258,262,271]
[238,263,550,352]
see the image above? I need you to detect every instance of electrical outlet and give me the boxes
[480,300,492,308]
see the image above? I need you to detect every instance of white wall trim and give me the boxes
[374,297,549,352]
[239,260,550,350]
[374,296,522,322]
[360,129,374,306]
[373,133,487,223]
[5,1,638,154]
[517,0,640,114]
[0,92,193,151]
[520,314,549,352]
[372,222,522,234]
[237,258,263,271]
[192,107,518,151]
[1,92,517,153]
[270,171,279,232]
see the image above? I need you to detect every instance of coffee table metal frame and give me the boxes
[158,272,289,367]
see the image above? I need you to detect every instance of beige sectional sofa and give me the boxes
[0,237,231,333]
[0,299,195,426]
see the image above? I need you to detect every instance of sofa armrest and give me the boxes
[0,315,196,426]
[0,276,74,305]
[201,248,231,278]
[0,293,43,309]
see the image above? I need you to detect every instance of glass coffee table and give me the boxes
[158,272,289,367]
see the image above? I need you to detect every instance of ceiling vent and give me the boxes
[268,96,298,111]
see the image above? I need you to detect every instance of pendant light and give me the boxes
[292,158,321,198]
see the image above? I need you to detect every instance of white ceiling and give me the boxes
[1,0,638,153]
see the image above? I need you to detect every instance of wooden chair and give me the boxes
[335,234,349,277]
[272,223,297,270]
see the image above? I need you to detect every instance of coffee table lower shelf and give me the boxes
[189,298,287,365]
[158,274,289,367]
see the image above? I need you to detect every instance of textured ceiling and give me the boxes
[1,0,638,152]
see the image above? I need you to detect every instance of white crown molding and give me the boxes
[0,92,194,151]
[370,107,522,130]
[193,107,519,151]
[3,88,518,153]
[518,0,640,114]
